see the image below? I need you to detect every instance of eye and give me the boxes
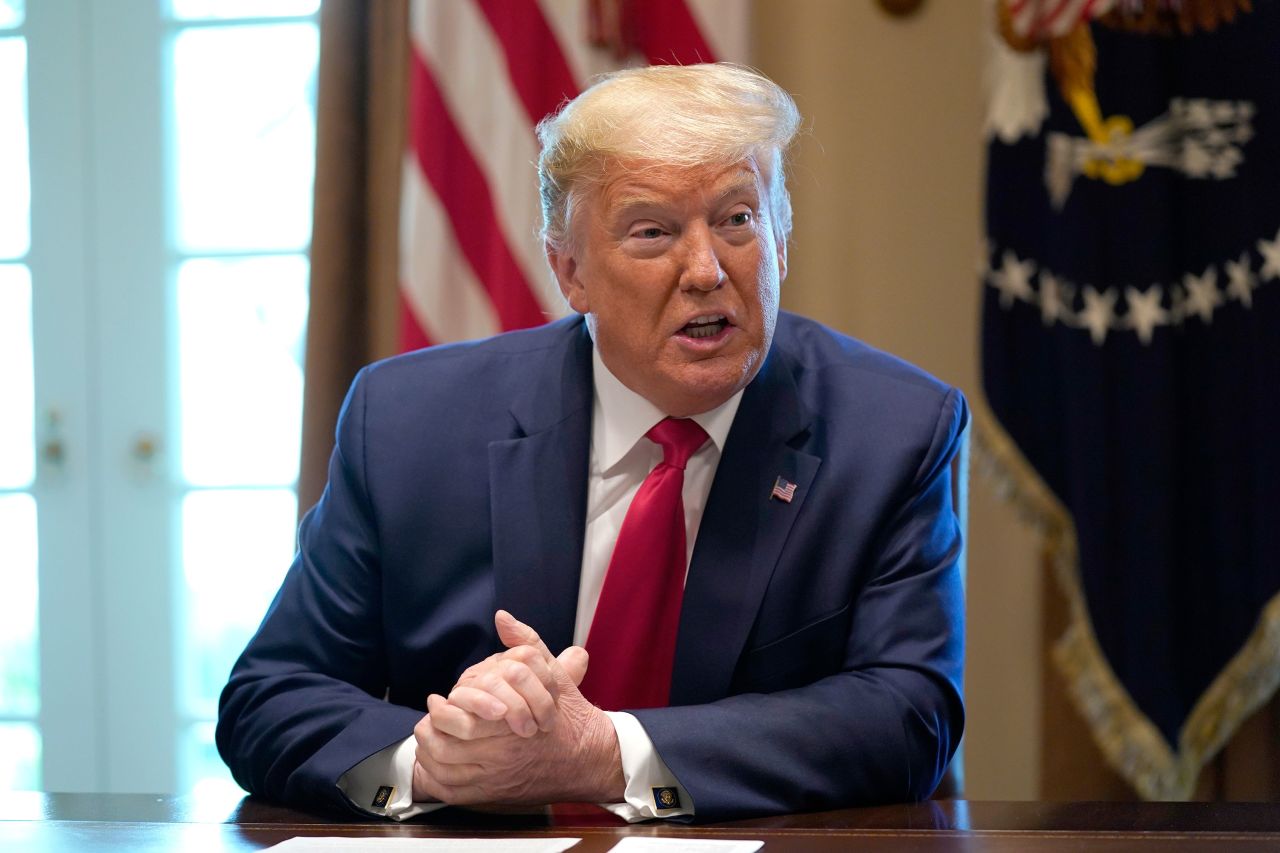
[627,223,668,241]
[724,211,752,227]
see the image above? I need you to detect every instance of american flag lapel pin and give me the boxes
[770,476,797,503]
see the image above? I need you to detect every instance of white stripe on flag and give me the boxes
[685,0,750,62]
[400,157,502,344]
[537,0,640,86]
[410,0,563,315]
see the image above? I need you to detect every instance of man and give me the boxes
[217,63,966,822]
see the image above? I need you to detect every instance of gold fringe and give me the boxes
[972,395,1280,799]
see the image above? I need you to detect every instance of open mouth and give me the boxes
[680,314,729,339]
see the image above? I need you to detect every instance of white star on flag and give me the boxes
[1182,266,1222,324]
[1039,271,1075,326]
[1079,285,1118,345]
[1124,285,1169,345]
[1259,227,1280,281]
[992,251,1037,309]
[1224,252,1257,308]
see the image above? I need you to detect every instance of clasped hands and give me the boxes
[411,610,624,805]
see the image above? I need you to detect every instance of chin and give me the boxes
[665,373,748,416]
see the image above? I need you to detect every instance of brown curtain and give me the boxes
[298,0,409,515]
[1041,559,1280,800]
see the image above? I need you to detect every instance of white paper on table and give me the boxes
[606,839,763,853]
[264,837,581,852]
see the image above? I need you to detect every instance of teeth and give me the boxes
[685,323,721,338]
[681,314,727,339]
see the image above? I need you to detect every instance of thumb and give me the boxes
[556,645,589,687]
[494,609,554,660]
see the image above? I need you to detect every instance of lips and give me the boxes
[680,314,730,339]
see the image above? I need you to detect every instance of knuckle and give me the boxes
[424,735,452,764]
[501,660,530,682]
[508,645,539,664]
[479,672,510,694]
[452,714,477,739]
[413,715,432,741]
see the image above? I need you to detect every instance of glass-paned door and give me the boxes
[8,0,317,794]
[167,5,317,796]
[0,0,40,792]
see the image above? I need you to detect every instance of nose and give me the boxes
[678,224,725,292]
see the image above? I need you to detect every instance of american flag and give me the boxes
[400,0,749,350]
[770,476,797,503]
[1004,0,1108,40]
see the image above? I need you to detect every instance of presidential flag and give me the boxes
[399,0,749,350]
[980,0,1280,798]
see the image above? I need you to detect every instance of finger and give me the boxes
[462,665,549,737]
[417,706,493,770]
[411,759,440,803]
[494,610,555,660]
[451,651,562,734]
[441,685,507,722]
[415,773,491,807]
[415,741,486,788]
[556,645,589,687]
[458,647,557,697]
[466,649,562,731]
[428,692,508,740]
[494,656,560,732]
[501,646,567,714]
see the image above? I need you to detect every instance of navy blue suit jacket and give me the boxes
[217,311,967,821]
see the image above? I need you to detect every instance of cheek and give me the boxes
[752,250,781,315]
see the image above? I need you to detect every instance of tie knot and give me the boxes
[646,417,708,470]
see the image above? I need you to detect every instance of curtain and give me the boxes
[298,0,408,514]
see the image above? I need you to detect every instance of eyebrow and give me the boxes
[608,175,761,220]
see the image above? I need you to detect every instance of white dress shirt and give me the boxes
[339,347,743,821]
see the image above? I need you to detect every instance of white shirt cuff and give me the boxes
[601,711,694,821]
[336,736,446,821]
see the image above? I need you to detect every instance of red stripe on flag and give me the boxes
[399,287,436,352]
[628,0,718,65]
[474,0,581,126]
[407,46,548,332]
[1038,0,1086,33]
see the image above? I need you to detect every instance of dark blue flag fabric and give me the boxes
[980,0,1280,799]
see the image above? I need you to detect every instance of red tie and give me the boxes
[579,417,709,711]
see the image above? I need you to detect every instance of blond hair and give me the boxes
[536,63,801,252]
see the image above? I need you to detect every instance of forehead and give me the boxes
[594,160,765,218]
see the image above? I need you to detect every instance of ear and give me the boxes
[547,242,590,314]
[774,232,789,283]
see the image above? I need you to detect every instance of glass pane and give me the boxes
[172,24,317,252]
[179,721,243,800]
[178,256,308,487]
[0,494,38,717]
[180,488,297,718]
[170,0,318,20]
[0,38,30,258]
[0,1,23,31]
[0,724,40,790]
[0,265,34,489]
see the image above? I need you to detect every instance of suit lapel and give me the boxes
[489,320,594,655]
[670,345,821,705]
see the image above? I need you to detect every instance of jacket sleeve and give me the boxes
[216,368,423,816]
[632,388,968,821]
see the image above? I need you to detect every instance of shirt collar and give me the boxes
[591,346,744,474]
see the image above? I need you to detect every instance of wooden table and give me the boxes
[4,792,1280,850]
